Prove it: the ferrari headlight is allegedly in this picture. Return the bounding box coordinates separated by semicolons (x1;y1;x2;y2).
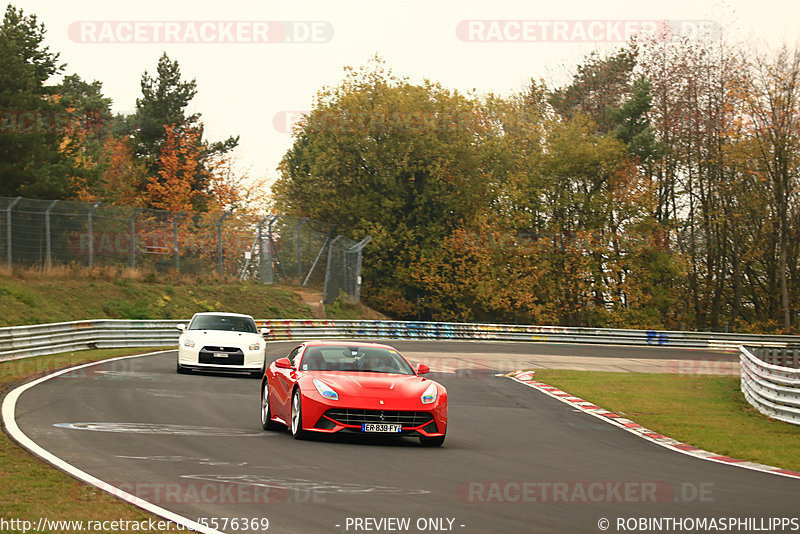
183;339;195;348
313;378;339;401
249;342;261;351
421;382;438;404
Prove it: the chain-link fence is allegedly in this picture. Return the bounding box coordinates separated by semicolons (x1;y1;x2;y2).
0;196;369;303
323;235;372;304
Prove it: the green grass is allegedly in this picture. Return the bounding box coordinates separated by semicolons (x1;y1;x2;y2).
1;349;175;531
532;370;800;472
0;269;314;326
324;294;387;320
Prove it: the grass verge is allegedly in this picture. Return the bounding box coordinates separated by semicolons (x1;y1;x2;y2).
532;370;800;472
0;267;315;326
1;349;177;531
0;267;387;325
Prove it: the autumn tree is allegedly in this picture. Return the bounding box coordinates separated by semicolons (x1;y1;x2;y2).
742;46;800;332
118;53;239;211
98;135;147;205
144;124;203;211
55;74;113;201
141;122;247;213
410;92;552;322
637;29;796;332
274;57;493;314
550;48;638;135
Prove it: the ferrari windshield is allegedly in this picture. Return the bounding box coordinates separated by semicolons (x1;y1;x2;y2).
189;314;258;333
300;345;415;374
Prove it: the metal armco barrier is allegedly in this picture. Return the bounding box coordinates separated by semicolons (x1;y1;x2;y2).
4;318;800;363
0;320;182;361
741;345;800;368
260;320;800;352
740;346;800;426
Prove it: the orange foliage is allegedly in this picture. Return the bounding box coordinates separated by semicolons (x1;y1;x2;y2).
100;136;146;205
145;124;204;212
59;105;99;202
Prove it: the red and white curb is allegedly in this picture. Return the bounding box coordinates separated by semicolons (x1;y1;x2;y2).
506;370;800;481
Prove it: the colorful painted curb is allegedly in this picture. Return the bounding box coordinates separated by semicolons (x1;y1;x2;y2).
506;370;800;480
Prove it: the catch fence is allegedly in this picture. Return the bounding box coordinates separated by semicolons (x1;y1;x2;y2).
0;196;368;304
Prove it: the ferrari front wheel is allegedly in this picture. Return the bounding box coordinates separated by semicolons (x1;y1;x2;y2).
260;381;283;431
290;389;307;440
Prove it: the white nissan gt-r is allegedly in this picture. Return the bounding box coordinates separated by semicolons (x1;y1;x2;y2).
176;312;269;377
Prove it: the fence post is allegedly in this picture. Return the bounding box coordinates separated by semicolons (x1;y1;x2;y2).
265;215;279;284
6;197;21;270
256;216;266;282
256;216;270;283
87;202;101;267
297;217;308;284
350;236;372;302
323;235;343;304
129;208;143;269
217;212;231;276
44;200;58;268
173;211;184;272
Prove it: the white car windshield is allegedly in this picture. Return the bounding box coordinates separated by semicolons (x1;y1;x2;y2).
189;315;257;333
300;346;414;374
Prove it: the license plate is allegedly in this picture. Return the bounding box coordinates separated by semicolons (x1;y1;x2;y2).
362;423;402;433
214;352;228;358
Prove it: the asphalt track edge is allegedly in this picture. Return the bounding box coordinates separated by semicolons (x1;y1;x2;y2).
505;370;800;481
1;350;224;534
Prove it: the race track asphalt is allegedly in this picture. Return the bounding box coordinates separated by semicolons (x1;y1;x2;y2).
9;341;798;534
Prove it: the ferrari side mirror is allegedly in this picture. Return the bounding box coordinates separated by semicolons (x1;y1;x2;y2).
275;357;293;369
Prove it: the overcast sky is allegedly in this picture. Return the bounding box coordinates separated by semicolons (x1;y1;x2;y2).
13;0;800;190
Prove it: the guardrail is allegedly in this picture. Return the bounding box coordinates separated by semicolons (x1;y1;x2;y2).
0;320;183;361
4;318;800;363
260;320;800;353
740;346;800;426
741;345;800;368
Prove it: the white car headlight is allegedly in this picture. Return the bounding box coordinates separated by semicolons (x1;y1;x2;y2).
183;339;195;348
313;378;339;401
249;342;261;351
421;382;438;404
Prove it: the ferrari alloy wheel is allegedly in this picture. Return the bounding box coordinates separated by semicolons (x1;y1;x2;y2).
261;382;282;430
291;389;307;439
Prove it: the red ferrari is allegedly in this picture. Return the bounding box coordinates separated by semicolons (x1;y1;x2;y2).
260;341;447;446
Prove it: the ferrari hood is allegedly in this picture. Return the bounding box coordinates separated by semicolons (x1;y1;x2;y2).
307;372;433;398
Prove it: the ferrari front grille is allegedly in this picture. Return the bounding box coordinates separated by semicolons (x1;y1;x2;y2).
323;409;433;427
